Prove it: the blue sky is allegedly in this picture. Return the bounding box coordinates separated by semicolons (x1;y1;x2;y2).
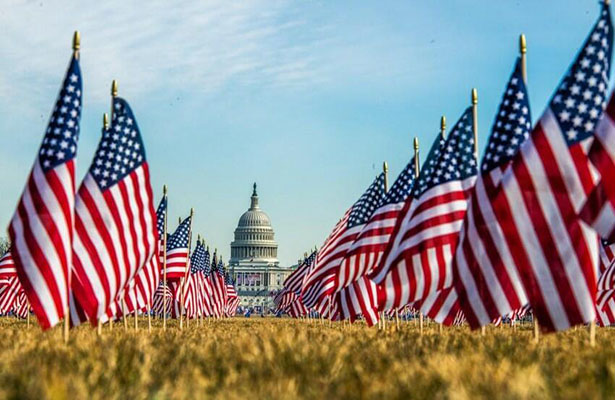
0;0;609;266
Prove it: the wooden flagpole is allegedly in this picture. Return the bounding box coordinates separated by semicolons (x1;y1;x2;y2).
180;208;194;330
95;112;110;337
63;30;81;344
471;88;485;337
122;299;128;331
162;185;168;331
382;161;389;331
438;116;446;335
520;33;541;344
413;137;424;336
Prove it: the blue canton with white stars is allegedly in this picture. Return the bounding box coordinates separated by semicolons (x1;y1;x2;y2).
90;97;146;189
203;248;211;275
155;196;167;238
551;4;613;144
482;58;532;172
167;215;191;251
216;259;225;277
414;107;477;196
347;173;386;228
190;241;206;273
413;133;445;197
39;56;82;171
380;156;416;206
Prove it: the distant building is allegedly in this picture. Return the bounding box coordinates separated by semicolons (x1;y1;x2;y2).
229;183;294;309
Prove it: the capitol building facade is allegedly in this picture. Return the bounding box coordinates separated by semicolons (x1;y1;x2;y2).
229;184;295;310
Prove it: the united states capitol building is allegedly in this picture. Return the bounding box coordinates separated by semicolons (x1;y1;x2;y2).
229;184;295;310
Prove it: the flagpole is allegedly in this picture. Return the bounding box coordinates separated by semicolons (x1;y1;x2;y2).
520;34;527;84
438;116;446;335
382;161;389;331
413;137;425;336
519;35;540;343
471;88;486;336
162;185;168;331
63;31;80;345
441;115;446;140
180;208;194;330
96;114;110;338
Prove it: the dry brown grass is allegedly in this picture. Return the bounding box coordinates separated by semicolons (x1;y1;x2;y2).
1;317;614;399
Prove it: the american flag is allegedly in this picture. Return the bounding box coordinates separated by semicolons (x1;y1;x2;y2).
337;157;416;290
302;174;386;312
0;277;22;314
121;195;167;315
288;297;308;318
416;286;463;326
165;216;192;280
452;57;532;329
13;290;30;320
488;3;612;332
71;96;157;323
0;251;16;282
152;283;173;316
337;275;382;326
132;195;167;311
8;52;81;329
580;95;615;239
284;251;316;295
370;108;478;310
224;273;238;317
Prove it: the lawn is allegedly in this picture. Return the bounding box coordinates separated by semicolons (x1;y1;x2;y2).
0;317;613;399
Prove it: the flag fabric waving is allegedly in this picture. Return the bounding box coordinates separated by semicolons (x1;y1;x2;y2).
488;4;612;332
302;174;386;312
0;251;16;282
370;108;478;310
71;96;157;323
453;57;532;329
122;195;167;314
284;251;316;295
337;276;382;326
8;53;82;329
337;156;416;290
165;216;192;280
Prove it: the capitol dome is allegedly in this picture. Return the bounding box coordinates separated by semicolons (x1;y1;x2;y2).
230;183;279;264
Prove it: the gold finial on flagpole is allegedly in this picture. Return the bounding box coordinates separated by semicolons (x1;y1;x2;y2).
103;113;109;130
519;34;528;84
72;31;80;60
190;208;194;217
440;116;446;140
471;88;479;160
413;137;420;176
111;80;118;97
605;0;611;6
383;161;389;193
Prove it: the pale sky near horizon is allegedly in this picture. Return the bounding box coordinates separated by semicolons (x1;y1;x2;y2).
0;0;610;266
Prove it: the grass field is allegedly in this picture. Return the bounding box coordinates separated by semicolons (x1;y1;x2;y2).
1;317;614;399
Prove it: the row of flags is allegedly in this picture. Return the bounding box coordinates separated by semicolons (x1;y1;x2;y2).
274;2;615;333
0;32;239;329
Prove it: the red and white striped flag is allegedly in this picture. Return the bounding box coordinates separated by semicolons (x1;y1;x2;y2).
337;157;416;290
283;251;316;295
0;277;22;314
302;174;386;312
337;276;382;326
8;52;82;329
452;57;532;329
0;251;16;283
485;4;612;332
71;96;157;323
165;216;192;280
369;108;478;310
